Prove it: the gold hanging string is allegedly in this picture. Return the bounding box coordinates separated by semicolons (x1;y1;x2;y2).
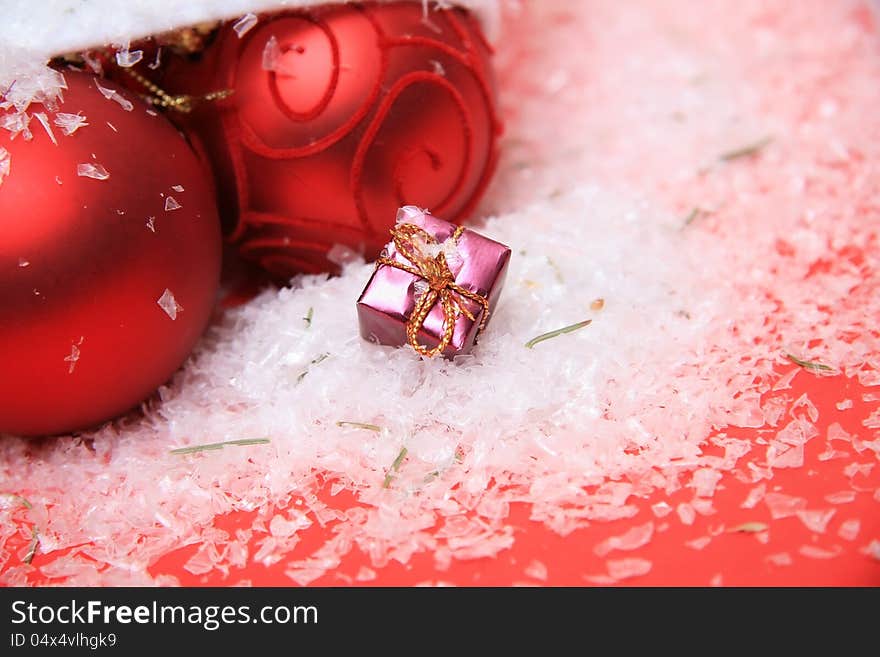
375;223;490;358
123;67;233;113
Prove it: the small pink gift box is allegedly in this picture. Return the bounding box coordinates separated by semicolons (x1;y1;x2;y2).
357;207;511;358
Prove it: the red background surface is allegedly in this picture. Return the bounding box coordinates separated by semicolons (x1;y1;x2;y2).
12;357;879;586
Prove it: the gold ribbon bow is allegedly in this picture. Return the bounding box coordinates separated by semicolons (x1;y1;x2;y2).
376;223;490;358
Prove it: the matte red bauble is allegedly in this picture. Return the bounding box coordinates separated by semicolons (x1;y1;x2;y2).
162;1;501;277
0;71;221;437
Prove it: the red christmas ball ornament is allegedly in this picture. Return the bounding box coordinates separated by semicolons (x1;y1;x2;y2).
0;70;222;437
160;1;501;277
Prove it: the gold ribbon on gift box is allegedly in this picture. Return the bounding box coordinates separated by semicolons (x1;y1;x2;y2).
376;223;490;358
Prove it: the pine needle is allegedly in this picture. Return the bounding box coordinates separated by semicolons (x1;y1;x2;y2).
525;319;592;349
296;352;329;383
24;528;38;564
337;421;382;432
391;447;408;470
383;447;408;488
169;438;270;455
546;256;564;283
682;205;719;229
719;136;772;162
303;307;313;327
728;522;768;534
1;493;32;509
785;353;833;372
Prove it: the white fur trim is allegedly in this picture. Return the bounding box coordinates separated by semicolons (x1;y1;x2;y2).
0;0;501;87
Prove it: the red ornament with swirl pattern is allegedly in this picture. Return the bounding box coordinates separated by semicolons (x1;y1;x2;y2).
160;1;501;278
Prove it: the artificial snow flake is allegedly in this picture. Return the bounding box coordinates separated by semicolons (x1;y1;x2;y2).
766;553;792;567
262;36;297;75
740;483;766;509
64;338;83;374
33;112;56;144
148;48;163;70
843;462;874;479
766;439;804;468
0;111;31;140
262;36;282;72
817;445;849;461
606;558;652;580
146;217;156;232
764;492;807;519
828;423;852;443
691;468;722;497
115;49;144;68
0;65;67;114
355;567;376;582
79;53;102;75
824;490;856;504
863;408;880;430
593;522;654;557
157;289;183;320
798;545;842;560
0;147;9;186
164;196;182;211
837;519;860;541
685;536;712;550
95;80;134;111
76;163;109;180
676;502;696;525
171;184;184;193
54;112;88;135
233;13;258;37
795;508;835;533
524;560;548;581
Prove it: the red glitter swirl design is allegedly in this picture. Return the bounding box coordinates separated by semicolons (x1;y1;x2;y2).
267;30;339;123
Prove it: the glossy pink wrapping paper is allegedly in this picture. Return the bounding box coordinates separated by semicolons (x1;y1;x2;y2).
357;210;511;358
